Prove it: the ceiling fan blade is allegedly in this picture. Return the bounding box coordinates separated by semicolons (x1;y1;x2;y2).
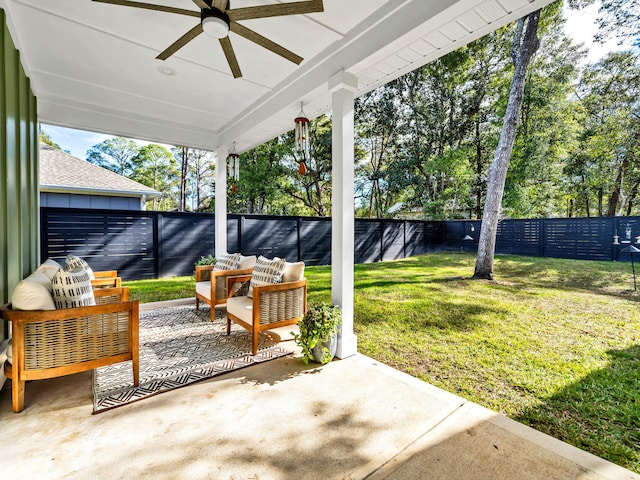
219;37;242;78
192;0;209;9
156;24;204;61
213;0;229;10
230;22;303;65
92;0;199;18
228;0;323;21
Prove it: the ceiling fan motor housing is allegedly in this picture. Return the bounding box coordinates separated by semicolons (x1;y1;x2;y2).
201;8;230;38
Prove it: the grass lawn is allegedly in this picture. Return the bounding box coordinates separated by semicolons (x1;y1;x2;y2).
124;253;640;473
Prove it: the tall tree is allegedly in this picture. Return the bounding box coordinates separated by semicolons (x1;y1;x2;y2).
474;10;541;280
86;137;140;176
178;146;188;212
131;144;179;210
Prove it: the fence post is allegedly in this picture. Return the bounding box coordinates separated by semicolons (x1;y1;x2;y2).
297;217;302;262
239;215;244;255
154;212;162;278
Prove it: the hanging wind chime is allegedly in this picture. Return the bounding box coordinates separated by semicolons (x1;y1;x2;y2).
228;143;240;193
294;102;310;175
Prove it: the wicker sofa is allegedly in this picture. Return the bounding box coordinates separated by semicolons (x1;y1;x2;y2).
2;286;139;413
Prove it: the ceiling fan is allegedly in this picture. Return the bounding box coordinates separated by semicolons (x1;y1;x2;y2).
92;0;324;78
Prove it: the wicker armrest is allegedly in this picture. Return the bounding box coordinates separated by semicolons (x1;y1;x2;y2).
253;279;307;326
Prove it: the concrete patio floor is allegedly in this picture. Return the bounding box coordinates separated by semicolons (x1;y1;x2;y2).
1;301;638;480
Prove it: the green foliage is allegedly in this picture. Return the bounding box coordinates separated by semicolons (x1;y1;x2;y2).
86;136;139;176
195;255;215;266
39;131;62;150
132;144;179;210
293;302;342;364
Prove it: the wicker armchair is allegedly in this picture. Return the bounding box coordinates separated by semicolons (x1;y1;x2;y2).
226;275;307;355
195;259;256;320
1;287;139;413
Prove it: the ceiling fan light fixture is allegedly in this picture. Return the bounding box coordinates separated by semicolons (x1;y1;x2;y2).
202;10;230;39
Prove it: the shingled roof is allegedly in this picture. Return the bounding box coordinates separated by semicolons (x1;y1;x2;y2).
39;143;161;198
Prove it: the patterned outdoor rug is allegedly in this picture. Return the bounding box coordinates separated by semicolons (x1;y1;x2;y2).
92;304;290;413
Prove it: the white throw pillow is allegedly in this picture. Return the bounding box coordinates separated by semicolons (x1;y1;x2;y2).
283;261;305;283
11;271;56;311
51;267;96;309
248;256;285;298
213;252;241;271
65;254;95;279
35;258;63;281
237;255;257;270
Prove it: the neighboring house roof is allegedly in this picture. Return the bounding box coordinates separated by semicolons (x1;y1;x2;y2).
39;143;161;198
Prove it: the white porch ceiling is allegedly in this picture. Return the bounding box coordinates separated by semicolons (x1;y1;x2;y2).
1;0;553;153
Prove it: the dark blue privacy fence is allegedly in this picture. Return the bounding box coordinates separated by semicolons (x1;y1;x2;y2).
40;207;640;280
445;216;640;262
40;208;443;279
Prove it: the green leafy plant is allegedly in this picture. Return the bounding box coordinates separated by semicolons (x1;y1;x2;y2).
195;255;216;267
293;302;342;364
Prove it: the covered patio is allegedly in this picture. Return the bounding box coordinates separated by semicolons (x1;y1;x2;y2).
2;301;637;479
2;0;639;478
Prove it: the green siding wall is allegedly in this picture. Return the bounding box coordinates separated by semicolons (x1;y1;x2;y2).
1;8;39;342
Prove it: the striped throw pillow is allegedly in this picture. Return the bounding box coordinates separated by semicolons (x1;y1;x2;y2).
213;252;241;271
51;267;96;309
65;254;95;279
248;256;285;298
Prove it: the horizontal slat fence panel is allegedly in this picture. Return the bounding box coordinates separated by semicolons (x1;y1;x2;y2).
300;218;331;266
41;208;155;279
242;217;298;260
496;219;542;256
383;221;405;261
355;220;382;264
41;208;640;281
159;213;215;277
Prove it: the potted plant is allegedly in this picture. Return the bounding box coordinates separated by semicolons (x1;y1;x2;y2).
293;302;342;364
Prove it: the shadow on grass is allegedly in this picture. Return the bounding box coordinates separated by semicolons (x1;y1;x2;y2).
514;345;640;474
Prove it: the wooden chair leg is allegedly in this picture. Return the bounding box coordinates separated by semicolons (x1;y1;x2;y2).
226;316;231;335
252;331;259;356
12;377;25;413
132;358;140;387
195;298;200;310
210;305;216;322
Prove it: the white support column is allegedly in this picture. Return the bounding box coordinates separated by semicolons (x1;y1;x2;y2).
329;70;358;359
215;146;229;257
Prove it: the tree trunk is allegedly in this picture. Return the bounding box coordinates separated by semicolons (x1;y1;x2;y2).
607;155;628;216
473;10;540;280
627;181;639;216
179;147;188;212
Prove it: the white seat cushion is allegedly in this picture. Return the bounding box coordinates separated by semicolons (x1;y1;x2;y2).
196;281;212;301
227;296;253;323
